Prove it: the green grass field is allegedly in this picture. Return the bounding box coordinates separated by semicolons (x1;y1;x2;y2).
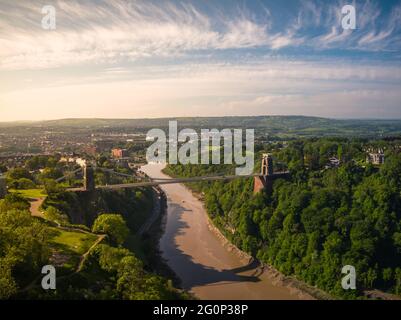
49;228;98;255
46;228;98;272
9;188;47;198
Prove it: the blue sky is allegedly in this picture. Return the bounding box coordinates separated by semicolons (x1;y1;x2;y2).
0;0;400;120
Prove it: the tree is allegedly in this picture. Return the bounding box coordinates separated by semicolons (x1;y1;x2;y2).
43;179;65;195
6;168;32;181
0;207;50;299
165;137;401;299
395;268;401;295
92;244;178;300
15;178;36;190
96;244;135;272
92;214;129;245
0;261;17;299
44;206;69;225
0;193;30;212
38;168;63;182
116;256;171;300
0;163;8;173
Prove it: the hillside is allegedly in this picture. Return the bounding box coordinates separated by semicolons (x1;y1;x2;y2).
2;116;401;138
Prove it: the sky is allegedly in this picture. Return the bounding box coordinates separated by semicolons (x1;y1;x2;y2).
0;0;401;121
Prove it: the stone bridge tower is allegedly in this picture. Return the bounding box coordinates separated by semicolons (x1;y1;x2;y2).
84;164;95;192
260;153;273;176
254;154;274;194
0;173;7;198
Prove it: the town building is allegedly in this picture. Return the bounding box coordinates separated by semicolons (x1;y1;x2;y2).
366;149;385;165
59;156;87;167
82;145;98;156
325;157;341;169
111;148;128;159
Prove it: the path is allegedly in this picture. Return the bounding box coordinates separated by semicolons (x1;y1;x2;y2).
29;197;45;218
76;234;106;272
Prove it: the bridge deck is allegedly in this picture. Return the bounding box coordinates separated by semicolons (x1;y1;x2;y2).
65;171;289;191
97;174;259;189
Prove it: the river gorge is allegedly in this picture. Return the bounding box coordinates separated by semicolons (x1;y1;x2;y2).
141;163;313;300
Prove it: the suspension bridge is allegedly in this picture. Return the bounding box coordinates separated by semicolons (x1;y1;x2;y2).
57;154;288;194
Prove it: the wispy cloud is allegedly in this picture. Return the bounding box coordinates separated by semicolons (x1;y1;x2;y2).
0;1;273;70
307;0;401;51
0;0;400;120
1;0;400;70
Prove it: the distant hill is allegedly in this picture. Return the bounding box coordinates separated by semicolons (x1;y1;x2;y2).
2;116;333;129
1;116;401;137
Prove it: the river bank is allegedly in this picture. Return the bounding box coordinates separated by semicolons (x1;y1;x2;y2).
190;188;332;300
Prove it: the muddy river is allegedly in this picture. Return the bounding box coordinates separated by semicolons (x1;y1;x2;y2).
141;163;312;300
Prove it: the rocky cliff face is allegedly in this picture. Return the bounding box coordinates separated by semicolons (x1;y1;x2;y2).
43;188;154;232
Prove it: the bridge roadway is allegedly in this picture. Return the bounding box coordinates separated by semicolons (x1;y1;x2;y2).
66;174;264;191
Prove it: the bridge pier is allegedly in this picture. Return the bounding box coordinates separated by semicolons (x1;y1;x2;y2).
254;154;274;194
84;164;95;192
0;174;7;198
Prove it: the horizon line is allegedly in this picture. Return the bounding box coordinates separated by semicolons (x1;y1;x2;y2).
2;115;401;124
